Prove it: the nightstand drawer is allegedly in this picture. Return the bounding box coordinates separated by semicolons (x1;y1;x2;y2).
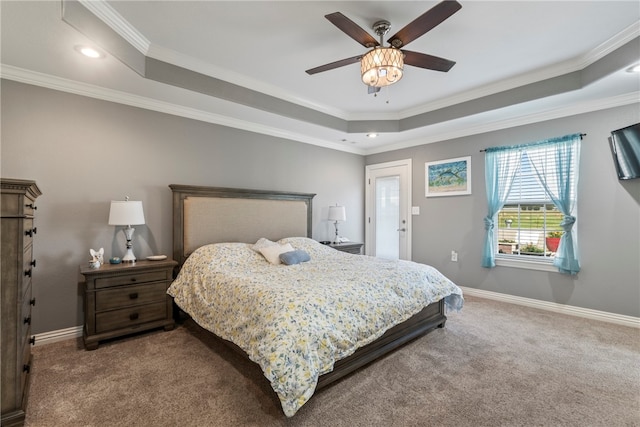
96;282;168;311
95;302;167;333
95;270;168;289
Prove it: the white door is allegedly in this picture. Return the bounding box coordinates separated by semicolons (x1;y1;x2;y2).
365;159;412;260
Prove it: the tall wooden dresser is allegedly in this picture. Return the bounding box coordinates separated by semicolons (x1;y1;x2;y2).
1;179;41;426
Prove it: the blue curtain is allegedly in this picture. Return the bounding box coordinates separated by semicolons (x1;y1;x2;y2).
527;133;581;274
482;148;520;267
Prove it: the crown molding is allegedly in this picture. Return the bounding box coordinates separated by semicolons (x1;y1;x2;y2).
398;22;640;120
362;92;640;155
583;21;640;66
0;64;364;155
3;64;635;157
77;0;150;54
67;0;639;140
80;0;639;126
82;0;349;120
148;44;350;121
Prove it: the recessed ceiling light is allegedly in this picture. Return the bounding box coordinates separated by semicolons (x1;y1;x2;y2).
626;64;640;73
74;45;104;59
366;133;378;138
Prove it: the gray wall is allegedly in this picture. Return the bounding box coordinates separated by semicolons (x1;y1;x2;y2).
2;79;638;334
367;103;640;318
1;80;365;333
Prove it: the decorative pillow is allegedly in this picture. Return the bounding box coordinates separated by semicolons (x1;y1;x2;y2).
252;237;277;252
278;237;338;259
259;243;294;264
279;250;311;265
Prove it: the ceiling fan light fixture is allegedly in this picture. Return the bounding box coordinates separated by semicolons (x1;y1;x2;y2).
361;47;404;87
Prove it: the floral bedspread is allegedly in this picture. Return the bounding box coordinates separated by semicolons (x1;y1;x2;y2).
167;237;463;417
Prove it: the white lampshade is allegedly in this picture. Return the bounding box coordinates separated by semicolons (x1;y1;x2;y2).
108;200;145;226
328;205;346;222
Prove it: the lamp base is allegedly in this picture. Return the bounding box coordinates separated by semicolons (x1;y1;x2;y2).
121;247;137;263
121;226;137;262
332;221;340;244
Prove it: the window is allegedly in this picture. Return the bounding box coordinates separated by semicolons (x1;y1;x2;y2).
482;134;581;275
497;151;567;261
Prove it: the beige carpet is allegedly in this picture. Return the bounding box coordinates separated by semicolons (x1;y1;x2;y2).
25;296;640;426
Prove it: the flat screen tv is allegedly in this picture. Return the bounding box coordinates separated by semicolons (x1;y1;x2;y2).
610;123;640;180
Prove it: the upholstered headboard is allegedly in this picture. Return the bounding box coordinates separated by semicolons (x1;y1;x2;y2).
170;185;315;267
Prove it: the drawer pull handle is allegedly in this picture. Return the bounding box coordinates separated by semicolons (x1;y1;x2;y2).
31;259;37;267
25;203;38;210
129;313;139;321
33;227;37;234
24;269;32;277
23;364;31;373
30;298;36;306
130;277;137;282
25;229;33;237
24;316;31;325
30;336;36;345
129;292;139;300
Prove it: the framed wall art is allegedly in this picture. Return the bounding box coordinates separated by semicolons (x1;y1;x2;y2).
425;156;471;197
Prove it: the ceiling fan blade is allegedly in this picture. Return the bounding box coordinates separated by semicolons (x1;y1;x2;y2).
325;12;380;48
388;0;462;48
305;55;363;75
402;50;456;72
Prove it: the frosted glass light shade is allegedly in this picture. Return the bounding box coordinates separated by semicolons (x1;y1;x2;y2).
328;205;346;222
361;47;404;87
108;200;145;225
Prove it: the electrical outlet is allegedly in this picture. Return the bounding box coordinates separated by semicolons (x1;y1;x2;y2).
451;250;458;262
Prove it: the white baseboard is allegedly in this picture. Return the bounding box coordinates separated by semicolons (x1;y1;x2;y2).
33;326;83;347
32;290;639;347
460;286;640;328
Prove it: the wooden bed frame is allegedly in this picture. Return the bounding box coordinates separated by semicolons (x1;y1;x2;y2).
169;184;447;391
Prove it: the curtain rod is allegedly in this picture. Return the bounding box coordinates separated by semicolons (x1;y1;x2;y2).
479;133;586;152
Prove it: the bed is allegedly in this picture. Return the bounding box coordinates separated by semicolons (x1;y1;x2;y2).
167;184;464;416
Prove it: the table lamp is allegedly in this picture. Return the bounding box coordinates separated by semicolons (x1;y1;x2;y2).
328;205;346;244
108;197;145;262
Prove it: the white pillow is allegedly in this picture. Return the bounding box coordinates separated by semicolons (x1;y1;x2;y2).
259;243;294;265
251;237;277;252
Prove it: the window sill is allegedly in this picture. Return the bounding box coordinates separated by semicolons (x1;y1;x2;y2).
495;256;558;272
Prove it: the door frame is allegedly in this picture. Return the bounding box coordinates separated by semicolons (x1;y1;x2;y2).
365;159;412;260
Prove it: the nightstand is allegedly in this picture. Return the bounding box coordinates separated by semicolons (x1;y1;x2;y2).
329;242;364;254
80;259;177;350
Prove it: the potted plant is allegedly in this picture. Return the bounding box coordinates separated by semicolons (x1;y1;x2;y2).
520;243;545;255
545;231;563;252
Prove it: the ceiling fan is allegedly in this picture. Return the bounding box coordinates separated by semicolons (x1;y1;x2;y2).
306;0;462;93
